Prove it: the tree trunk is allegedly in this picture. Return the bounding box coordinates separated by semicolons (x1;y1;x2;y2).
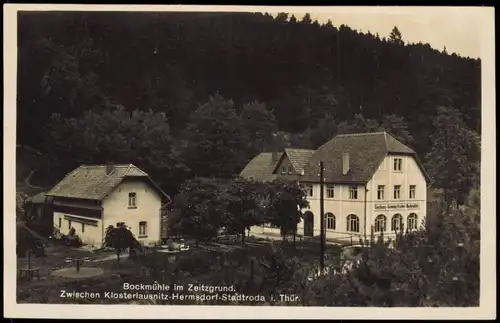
117;251;120;267
293;231;296;250
241;230;246;248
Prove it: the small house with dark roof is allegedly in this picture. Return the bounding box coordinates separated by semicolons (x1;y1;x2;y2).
46;164;170;248
240;131;431;243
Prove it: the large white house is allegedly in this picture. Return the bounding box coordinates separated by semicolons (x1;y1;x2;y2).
240;132;431;243
45;164;170;248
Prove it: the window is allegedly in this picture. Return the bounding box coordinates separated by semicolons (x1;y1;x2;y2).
117;222;125;228
393;185;401;199
81;223;85;233
325;213;335;230
391;214;403;232
58;218;62;228
346;214;359;232
281;166;286;175
139;221;147;236
409;185;416;199
326;185;335;198
303;184;313;197
349;185;358;200
407;213;418;231
68;220;72;229
393;158;403;171
128;192;137;208
288;165;293;175
377;185;385;200
374;214;387;232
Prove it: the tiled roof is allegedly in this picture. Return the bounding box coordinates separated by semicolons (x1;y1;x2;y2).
46;164;169;201
284;148;315;174
240;132;430;184
26;191;48;204
301;132;391;183
239;152;281;182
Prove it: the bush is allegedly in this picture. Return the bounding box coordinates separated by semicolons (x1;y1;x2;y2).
302;208;480;307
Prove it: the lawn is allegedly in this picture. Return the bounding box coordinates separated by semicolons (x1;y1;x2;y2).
16;238;341;305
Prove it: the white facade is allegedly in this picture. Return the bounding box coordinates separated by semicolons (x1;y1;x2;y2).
53;178;163;248
251;154;428;243
296;154;427;243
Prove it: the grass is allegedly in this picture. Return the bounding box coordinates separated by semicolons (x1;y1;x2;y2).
16;239;340;305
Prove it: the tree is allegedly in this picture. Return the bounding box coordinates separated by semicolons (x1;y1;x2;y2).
424;106;480;209
305;206;479;306
301;13;312;25
182;93;249;178
43;106;189;195
240;101;278;156
265;180;309;245
103;224;139;266
379;114;415;146
388;26;404;45
224;177;269;247
336;113;414;146
307;114;338;148
169;177;230;246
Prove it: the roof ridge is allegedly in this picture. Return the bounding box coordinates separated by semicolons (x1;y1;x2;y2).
383;131;389;151
336;131;386;137
125;164;133;176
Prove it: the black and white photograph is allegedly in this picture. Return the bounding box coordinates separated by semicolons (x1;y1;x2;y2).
3;4;496;320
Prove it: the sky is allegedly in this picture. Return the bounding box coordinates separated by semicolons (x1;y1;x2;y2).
266;7;486;59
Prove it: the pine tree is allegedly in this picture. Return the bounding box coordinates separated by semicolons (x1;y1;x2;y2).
388;26;404;46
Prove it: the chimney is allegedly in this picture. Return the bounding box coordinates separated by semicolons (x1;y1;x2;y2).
342;152;350;175
106;163;114;175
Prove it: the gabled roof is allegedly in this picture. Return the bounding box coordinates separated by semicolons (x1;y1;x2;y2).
301;132;423;183
239;152;280;182
46;164;170;201
272;148;315;174
240;132;431;185
25;191;48;204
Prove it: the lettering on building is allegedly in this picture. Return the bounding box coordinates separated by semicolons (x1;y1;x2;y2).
374;203;419;210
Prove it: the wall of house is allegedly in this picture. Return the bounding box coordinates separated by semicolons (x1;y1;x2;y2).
297;183;367;243
294;154;427;243
366;154;428;239
52;198;104;247
275;154;300;180
102;178;162;246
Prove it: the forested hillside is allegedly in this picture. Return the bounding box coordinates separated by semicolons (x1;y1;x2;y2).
16;11;481;202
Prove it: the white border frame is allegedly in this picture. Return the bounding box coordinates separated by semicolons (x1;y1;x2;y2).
3;5;496;320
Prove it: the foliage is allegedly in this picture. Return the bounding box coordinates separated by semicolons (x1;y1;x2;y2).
424;106;481;207
304;207;480;306
182;93;249;178
223;177;270;246
169;177;231;245
43;106;189;195
103;224;140;265
265;180;310;239
170;177;310;246
388;26;404;46
240;101;279;155
337;113;415;146
258;242;302;297
18;12;480;185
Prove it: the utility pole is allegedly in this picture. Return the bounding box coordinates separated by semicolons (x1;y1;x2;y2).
319;161;325;272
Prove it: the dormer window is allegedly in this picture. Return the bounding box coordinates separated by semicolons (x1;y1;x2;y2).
288;165;293;175
281;166;286;175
